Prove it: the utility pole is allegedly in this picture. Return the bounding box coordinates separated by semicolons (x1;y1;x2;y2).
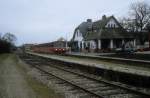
65;32;68;49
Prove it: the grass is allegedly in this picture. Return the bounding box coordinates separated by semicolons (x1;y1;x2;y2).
0;54;9;62
0;54;9;98
26;74;64;98
14;54;65;98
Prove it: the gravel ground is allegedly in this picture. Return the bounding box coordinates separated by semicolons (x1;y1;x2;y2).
0;54;36;98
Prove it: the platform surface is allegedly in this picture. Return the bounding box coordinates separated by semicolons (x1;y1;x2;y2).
28;52;150;77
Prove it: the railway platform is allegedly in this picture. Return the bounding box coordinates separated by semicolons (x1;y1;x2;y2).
27;52;150;77
21;53;150;98
67;52;150;65
67;52;115;56
26;52;150;87
136;51;150;54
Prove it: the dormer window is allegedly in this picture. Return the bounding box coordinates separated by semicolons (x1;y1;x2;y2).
105;17;119;28
108;24;110;28
111;24;113;28
94;30;97;32
108;24;116;28
78;32;80;37
76;31;78;37
76;30;80;37
113;24;115;28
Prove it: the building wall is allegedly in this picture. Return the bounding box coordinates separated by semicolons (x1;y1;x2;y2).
89;40;97;49
74;29;83;42
71;16;140;52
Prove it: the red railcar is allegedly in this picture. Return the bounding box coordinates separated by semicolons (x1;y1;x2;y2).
31;41;68;54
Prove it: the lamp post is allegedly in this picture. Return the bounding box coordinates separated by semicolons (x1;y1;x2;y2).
148;25;150;49
65;32;68;50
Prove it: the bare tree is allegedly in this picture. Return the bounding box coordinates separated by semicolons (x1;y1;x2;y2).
130;1;150;31
0;32;17;53
119;17;137;32
119;1;150;45
127;1;150;45
145;23;150;48
0;33;2;40
57;37;66;41
2;32;17;45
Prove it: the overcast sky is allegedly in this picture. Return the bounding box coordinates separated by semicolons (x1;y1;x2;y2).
0;0;149;45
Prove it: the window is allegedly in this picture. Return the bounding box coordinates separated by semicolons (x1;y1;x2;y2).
94;30;97;32
76;31;78;37
78;32;80;37
108;24;110;28
111;24;113;28
76;30;80;37
114;24;115;28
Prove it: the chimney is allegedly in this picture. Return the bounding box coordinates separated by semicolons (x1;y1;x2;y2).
87;19;92;22
102;15;106;20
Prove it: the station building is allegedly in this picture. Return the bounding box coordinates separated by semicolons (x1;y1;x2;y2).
71;15;138;52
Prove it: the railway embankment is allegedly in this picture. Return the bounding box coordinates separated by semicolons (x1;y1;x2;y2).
0;54;64;98
20;53;150;98
27;52;150;88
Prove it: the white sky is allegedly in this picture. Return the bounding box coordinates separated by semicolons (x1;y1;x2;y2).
0;0;149;45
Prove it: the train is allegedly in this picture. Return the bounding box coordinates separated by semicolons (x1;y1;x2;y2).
31;41;68;54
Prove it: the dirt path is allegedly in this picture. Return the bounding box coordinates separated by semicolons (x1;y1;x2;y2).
0;54;36;98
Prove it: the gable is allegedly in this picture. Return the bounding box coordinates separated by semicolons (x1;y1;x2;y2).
74;29;83;41
105;18;119;28
72;21;92;42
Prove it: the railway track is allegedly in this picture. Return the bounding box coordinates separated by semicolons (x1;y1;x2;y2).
20;54;150;98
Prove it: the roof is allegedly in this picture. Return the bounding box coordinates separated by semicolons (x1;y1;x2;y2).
85;28;134;40
92;16;123;29
71;21;92;41
72;15;133;41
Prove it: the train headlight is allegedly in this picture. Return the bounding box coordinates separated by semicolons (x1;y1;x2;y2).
55;49;58;51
